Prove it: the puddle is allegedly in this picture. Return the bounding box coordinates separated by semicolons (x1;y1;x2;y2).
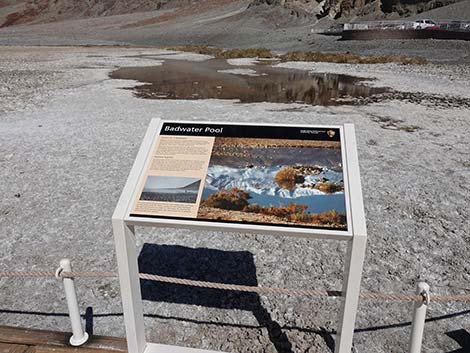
110;59;389;106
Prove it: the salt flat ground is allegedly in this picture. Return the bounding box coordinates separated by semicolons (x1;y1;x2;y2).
0;46;469;353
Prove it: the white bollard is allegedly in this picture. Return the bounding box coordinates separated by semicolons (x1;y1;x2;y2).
409;282;430;353
58;258;89;346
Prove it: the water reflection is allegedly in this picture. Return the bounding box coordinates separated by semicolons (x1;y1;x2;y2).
110;59;388;106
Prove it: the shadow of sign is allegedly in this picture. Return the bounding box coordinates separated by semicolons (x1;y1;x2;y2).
446;329;470;353
137;243;293;353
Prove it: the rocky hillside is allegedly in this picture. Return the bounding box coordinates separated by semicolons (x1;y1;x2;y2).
252;0;464;20
0;0;203;27
0;0;466;28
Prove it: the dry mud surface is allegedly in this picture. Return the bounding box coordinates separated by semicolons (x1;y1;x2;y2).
0;46;469;353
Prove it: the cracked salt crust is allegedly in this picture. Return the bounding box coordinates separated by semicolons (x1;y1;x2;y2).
1;46;469;353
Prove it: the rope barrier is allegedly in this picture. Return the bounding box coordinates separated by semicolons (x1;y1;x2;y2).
0;271;56;278
1;270;469;302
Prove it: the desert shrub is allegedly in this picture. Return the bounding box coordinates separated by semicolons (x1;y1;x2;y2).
290;212;312;223
244;202;346;226
166;45;224;57
279;51;427;65
314;182;343;194
166;47;425;65
166;45;273;59
220;48;273;59
275;167;305;190
246;202;310;222
244;203;261;213
202;188;251;210
311;210;346;226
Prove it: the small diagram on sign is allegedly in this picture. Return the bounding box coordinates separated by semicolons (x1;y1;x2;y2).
140;176;201;203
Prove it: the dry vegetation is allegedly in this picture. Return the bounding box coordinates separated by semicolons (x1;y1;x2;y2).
201;188;346;227
166;45;427;65
166;45;273;59
202;188;252;210
279;51;427;65
313;181;344;193
246;203;345;226
274;167;305;190
274;167;343;193
212;137;340;151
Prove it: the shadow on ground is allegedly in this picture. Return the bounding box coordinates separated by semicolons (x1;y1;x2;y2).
3;243;470;353
3;302;470;352
137;243;297;353
446;329;470;353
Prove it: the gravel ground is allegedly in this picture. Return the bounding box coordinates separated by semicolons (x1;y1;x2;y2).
0;46;469;353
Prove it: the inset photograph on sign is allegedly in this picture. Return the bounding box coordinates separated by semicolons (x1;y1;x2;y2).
140;176;201;203
198;137;346;230
131;123;348;232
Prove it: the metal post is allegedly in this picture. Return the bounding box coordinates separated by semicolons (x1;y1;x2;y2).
409;282;430;353
58;258;89;346
112;220;147;353
335;234;367;353
335;124;368;353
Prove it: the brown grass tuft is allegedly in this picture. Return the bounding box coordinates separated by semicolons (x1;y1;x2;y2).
166;45;224;57
165;46;426;65
279;51;427;65
310;210;346;226
219;48;274;59
314;182;344;194
245;203;309;222
202;188;251;210
166;45;274;59
274;167;305;190
245;203;346;226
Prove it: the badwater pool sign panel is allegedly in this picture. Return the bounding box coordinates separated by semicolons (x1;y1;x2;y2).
112;119;367;353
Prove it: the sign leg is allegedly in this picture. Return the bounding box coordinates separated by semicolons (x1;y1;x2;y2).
335;234;367;353
113;219;146;353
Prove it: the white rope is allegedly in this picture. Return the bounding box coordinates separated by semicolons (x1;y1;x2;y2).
2;270;468;302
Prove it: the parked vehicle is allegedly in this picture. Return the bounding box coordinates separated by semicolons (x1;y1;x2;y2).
412;19;438;29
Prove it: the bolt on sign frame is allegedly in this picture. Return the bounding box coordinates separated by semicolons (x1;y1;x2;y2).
112;118;367;353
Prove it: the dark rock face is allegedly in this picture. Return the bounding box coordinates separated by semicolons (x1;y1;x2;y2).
380;0;459;15
253;0;464;19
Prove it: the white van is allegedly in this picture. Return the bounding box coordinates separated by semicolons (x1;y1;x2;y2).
412;19;438;29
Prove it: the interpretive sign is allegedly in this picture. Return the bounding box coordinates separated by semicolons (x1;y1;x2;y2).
130;122;350;232
113;119;367;353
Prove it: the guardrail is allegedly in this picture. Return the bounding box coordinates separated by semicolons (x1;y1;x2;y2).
316;20;470;34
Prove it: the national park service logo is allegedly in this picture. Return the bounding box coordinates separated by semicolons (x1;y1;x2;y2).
327;130;336;138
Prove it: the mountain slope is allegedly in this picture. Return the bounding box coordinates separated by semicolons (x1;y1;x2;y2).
0;0;207;27
2;0;468;28
252;0;466;20
182;180;201;191
411;0;470;19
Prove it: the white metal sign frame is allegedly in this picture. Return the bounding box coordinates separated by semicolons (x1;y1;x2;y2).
112;118;367;353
